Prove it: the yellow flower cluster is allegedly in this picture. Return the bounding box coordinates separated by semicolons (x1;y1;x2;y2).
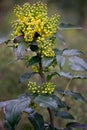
12;1;60;57
28;81;40;94
37;38;55;57
29;102;38;109
28;81;55;94
31;65;39;73
42;82;55;94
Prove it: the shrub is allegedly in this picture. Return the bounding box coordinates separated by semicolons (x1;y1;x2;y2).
0;2;87;130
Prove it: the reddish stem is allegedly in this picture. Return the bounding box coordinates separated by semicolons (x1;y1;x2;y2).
39;58;46;83
38;56;54;128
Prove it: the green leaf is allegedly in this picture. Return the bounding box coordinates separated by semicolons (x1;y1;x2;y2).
34;95;58;111
53;48;63;55
62;49;83;56
47;72;58;81
28;112;44;130
56;111;74;120
19;72;35;82
58;23;82;30
56;55;65;69
30;44;38;52
4;95;31;129
30;42;38;52
56;89;87;103
64;90;87;103
42;57;54;68
34;95;67;111
69;56;87;71
52;95;70;109
28;56;40;66
56;33;66;45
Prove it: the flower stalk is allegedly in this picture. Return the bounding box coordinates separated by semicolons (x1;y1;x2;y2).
38;56;54;128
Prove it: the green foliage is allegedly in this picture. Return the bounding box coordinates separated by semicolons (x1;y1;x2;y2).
19;72;35;83
34;95;59;111
65;122;87;129
0;95;31;130
58;23;82;30
28;56;41;66
0;1;87;130
55;111;74;120
28;112;44;130
56;90;87;103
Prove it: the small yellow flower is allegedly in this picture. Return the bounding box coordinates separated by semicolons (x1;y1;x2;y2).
12;2;60;57
28;81;55;94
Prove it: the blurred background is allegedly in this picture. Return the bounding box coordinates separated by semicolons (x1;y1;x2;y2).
0;0;87;129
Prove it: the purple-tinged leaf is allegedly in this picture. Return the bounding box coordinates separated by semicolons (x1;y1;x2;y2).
66;122;87;129
13;35;24;43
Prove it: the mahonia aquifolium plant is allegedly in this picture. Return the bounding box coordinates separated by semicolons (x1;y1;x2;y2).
12;2;60;57
11;1;59;95
0;1;87;130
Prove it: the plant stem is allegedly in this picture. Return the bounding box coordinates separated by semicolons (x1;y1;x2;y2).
47;107;54;128
39;57;46;83
39;56;54;128
61;72;77;101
